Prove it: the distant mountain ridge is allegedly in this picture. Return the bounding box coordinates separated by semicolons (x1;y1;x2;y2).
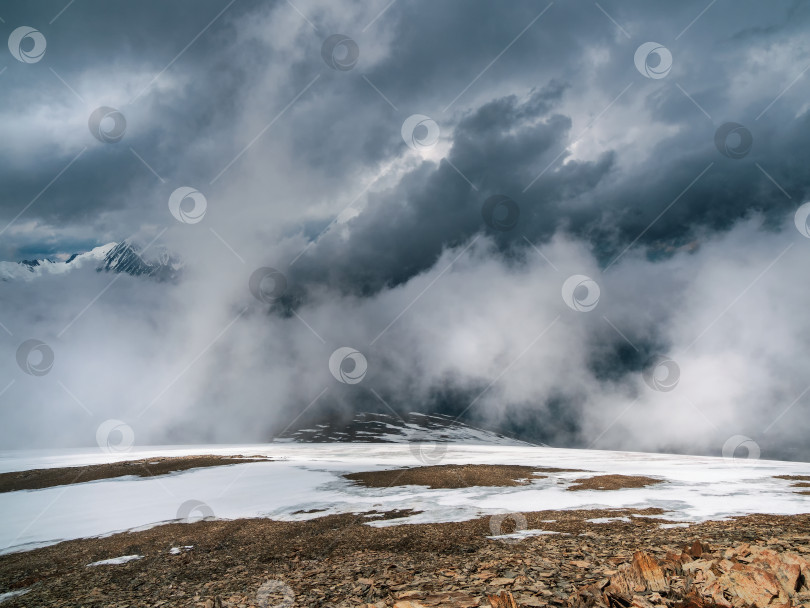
273;411;540;446
0;242;181;282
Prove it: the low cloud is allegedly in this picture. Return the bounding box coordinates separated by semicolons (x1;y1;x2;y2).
3;214;809;462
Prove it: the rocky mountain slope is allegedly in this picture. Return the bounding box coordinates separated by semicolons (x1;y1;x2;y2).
274;411;537;445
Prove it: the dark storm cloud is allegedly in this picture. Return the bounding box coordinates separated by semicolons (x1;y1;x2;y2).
287;82;617;295
352;0;809;123
595;122;810;257
287;92;810;297
288;0;620;182
0;0;261;258
0;0;245;62
3;0;808;262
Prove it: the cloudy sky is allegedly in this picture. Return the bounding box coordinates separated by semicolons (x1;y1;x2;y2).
2;0;810;461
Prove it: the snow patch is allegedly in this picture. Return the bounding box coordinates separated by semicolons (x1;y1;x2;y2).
0;589;30;603
86;554;143;566
586;517;632;524
488;529;566;541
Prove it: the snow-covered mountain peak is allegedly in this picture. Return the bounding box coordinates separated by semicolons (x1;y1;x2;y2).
0;242;181;282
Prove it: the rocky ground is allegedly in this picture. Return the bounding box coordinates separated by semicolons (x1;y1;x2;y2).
342;465;663;493
0;455;271;493
564;475;663;492
569;536;810;608
1;508;809;608
343;464;586;489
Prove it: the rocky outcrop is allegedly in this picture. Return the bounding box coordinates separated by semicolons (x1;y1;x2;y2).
571;542;810;608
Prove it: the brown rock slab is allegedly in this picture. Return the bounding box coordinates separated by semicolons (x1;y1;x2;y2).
632;551;668;593
718;568;784;607
490;577;516;585
487;590;519;608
